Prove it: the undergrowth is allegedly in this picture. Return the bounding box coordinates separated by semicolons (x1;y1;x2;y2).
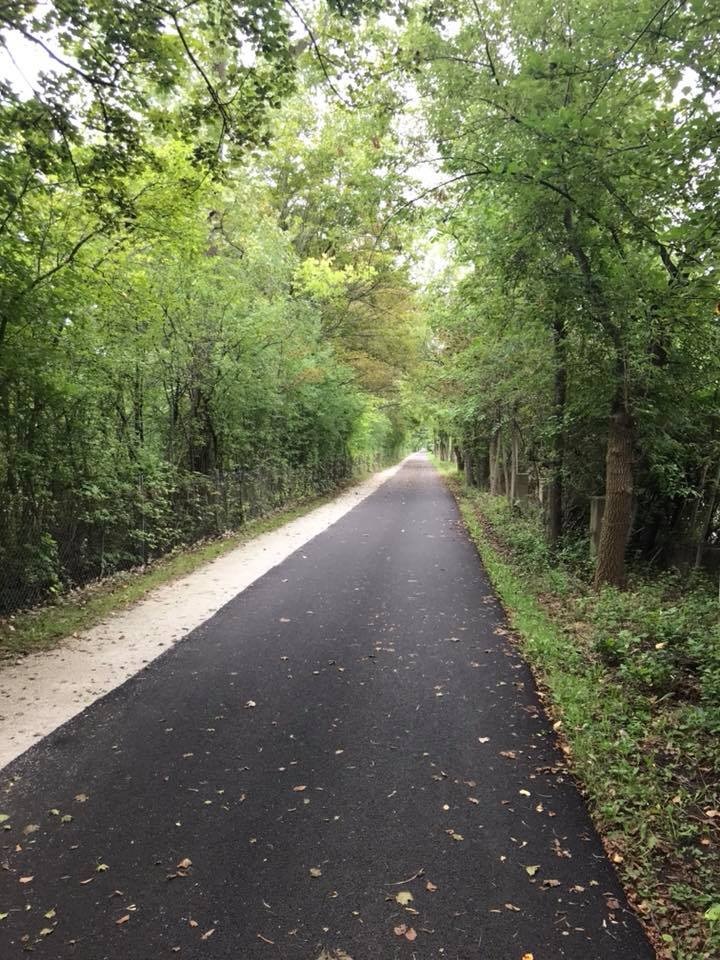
436;460;720;960
0;475;374;661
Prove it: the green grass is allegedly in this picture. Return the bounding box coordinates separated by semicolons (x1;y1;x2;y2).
435;460;720;960
0;480;368;661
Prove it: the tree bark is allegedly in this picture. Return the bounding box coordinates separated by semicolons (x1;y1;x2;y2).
489;430;499;494
594;397;634;589
694;459;720;569
547;315;567;547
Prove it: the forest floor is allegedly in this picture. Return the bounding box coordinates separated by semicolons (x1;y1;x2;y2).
437;463;720;960
0;456;652;959
0;461;404;769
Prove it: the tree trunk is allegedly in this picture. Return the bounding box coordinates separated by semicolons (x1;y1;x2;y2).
594;399;634;589
510;426;519;504
548;315;567;547
694;459;720;569
489;431;499;494
464;449;473;485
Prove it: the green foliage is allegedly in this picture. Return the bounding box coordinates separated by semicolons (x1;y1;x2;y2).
445;468;720;960
0;67;422;613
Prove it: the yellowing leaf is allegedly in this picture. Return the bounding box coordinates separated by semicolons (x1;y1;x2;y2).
395;891;413;906
525;865;540;877
44;909;56;919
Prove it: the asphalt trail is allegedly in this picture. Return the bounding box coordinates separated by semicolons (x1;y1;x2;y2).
0;456;654;960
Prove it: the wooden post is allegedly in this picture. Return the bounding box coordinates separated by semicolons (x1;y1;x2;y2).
590;496;606;557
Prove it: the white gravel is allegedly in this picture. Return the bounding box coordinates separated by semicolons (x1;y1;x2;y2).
0;459;407;770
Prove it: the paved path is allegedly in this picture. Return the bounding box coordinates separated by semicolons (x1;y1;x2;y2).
0;456;653;959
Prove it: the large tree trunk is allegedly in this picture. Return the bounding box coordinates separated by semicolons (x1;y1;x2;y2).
594;398;634;589
547;315;567;547
694;459;720;569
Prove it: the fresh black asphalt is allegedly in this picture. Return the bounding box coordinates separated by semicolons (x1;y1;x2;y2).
0;456;654;959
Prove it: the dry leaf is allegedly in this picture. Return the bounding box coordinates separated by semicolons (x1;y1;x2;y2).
244;700;257;708
518;789;531;797
177;858;192;869
467;797;479;805
478;737;490;744
395;891;413;906
542;879;561;888
74;794;88;803
405;927;417;942
521;954;534;960
426;881;438;892
19;876;33;884
505;903;520;912
39;927;54;937
293;785;307;792
201;928;215;940
394;924;407;936
525;865;540;877
116;914;130;925
309;867;322;878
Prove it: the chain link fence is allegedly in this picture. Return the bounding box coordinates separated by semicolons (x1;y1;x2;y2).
0;455;370;617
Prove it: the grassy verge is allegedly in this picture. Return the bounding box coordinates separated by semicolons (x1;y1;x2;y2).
434;459;720;960
0;474;377;661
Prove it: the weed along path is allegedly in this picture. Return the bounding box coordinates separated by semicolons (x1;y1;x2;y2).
0;456;653;960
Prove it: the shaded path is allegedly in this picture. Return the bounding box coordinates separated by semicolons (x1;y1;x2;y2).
0;456;653;959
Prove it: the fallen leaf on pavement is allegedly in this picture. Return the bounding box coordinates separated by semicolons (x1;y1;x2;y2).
116;914;130;925
405;927;417;941
395;891;413;906
177;858;192;870
525;865;540;877
309;867;322;878
19;876;33;884
201;928;215;940
426;881;438;892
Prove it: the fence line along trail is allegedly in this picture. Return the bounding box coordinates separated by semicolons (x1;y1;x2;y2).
0;456;653;960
